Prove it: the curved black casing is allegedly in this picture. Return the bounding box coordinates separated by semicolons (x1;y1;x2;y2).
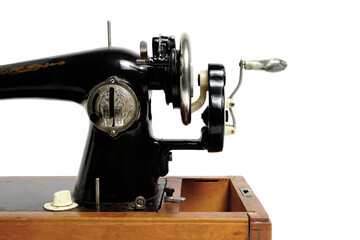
0;48;208;205
207;64;226;152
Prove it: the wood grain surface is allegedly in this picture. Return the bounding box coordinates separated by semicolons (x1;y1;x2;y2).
0;176;270;240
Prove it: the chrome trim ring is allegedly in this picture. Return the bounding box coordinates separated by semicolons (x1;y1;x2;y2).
179;33;193;125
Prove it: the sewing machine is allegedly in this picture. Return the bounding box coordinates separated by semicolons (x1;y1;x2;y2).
0;22;286;239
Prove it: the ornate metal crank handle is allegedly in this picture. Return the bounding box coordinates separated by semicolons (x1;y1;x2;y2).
244;58;287;72
225;58;287;134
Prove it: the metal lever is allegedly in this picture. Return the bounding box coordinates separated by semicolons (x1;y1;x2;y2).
164;187;186;203
165;196;186;203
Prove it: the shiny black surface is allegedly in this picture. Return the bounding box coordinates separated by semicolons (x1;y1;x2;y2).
207;64;226;152
147;36;181;108
0;48;162;204
0;177;75;212
0;48;144;103
0;177;165;212
0;47;216;206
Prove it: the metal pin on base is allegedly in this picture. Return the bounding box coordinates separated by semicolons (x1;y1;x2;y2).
95;178;100;211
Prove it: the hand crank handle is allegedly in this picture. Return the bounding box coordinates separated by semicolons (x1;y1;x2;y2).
244;58;287;72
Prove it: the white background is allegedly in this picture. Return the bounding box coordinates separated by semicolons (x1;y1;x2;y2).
1;1;359;239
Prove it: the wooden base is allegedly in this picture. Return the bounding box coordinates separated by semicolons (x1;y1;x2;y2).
0;176;270;240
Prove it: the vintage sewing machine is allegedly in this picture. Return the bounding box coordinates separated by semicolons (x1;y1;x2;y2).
0;23;286;239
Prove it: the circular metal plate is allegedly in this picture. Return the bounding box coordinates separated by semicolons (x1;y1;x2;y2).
179;33;193;125
87;77;139;136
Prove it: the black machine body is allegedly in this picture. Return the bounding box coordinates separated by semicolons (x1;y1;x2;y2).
0;30;286;210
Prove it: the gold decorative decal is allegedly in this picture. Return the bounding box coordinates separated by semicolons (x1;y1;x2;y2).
0;61;65;76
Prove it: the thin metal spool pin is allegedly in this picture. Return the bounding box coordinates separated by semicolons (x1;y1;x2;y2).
107;21;112;49
95;178;100;210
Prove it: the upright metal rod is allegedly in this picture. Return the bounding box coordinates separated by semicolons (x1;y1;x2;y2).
95;178;100;211
107;21;112;49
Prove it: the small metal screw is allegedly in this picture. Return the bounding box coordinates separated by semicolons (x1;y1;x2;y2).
134;196;146;209
230;102;235;107
136;198;145;205
110;130;116;135
109;78;115;84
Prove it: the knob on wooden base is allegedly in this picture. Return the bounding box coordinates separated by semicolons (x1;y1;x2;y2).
44;190;78;211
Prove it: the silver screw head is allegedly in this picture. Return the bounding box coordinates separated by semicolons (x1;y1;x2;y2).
135;196;146;208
